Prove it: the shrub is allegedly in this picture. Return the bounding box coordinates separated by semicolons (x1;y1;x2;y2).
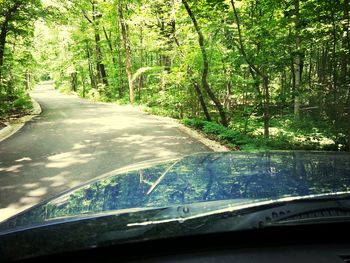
181;117;337;152
13;96;32;110
182;119;207;130
218;130;240;141
202;122;227;135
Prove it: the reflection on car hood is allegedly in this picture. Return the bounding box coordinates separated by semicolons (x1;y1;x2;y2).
1;151;350;232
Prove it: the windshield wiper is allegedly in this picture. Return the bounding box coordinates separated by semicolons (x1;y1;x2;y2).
127;192;350;230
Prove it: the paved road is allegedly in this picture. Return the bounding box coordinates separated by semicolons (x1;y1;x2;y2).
0;82;210;222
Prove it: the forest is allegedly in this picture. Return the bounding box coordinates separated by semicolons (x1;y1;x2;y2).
1;0;350;151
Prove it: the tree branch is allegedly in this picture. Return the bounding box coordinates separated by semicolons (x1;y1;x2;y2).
82;10;93;24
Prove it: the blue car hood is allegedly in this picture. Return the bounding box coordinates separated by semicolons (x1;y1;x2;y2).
1;151;350;232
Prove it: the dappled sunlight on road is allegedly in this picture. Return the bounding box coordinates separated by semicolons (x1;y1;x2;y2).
27;187;47;197
63;116;133;130
15;157;32;162
40;171;69;187
46;151;94;168
0;140;105;222
0;164;23;173
22;182;40;189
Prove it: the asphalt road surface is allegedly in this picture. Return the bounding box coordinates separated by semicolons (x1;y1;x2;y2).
0;82;210;222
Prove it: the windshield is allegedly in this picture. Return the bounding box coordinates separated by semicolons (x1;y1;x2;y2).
0;0;350;256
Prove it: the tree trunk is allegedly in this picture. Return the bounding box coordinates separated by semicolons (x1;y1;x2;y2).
103;27;119;97
114;20;124;98
0;21;8;84
342;0;350;151
81;71;86;98
171;8;211;122
231;0;269;137
248;67;263;109
188;67;212;121
103;27;117;66
86;43;97;89
293;0;302;120
138;24;144;100
71;72;78;92
95;32;109;87
263;75;270;138
331;5;338;105
0;2;21;86
118;1;135;104
183;0;228;126
25;71;31;90
92;2;108;88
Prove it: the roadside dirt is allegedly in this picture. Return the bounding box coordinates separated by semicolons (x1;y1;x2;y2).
0;98;41;142
0;122;6;129
0;109;32;126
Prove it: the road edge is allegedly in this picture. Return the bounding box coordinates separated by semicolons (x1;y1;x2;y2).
0;97;42;143
146;113;229;152
176;121;230;152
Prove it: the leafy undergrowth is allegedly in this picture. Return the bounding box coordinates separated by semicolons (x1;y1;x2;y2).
143;106;182;119
0;93;33;126
182;118;340;152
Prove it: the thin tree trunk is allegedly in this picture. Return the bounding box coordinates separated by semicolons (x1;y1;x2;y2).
0;21;8;84
171;3;211;121
183;0;228;126
331;5;338;104
138;23;144;100
95;34;109;87
263;75;270;138
289;28;296;99
81;71;86;98
308;49;313;91
86;43;96;89
92;2;108;87
342;0;350;151
115;21;124;98
231;0;269;137
25;71;31;90
249;67;263;109
71;72;78;92
103;27;117;66
118;1;134;104
294;0;302;120
188;67;212;121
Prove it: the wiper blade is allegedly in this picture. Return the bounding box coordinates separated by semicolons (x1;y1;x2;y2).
268;202;350;227
271;214;350;226
127;192;350;227
211;193;350;231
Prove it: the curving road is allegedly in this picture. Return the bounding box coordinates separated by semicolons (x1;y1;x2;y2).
0;82;210;222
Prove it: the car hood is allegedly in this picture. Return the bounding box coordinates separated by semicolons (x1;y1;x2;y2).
1;151;350;233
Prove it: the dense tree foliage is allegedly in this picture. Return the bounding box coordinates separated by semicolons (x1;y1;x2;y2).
1;0;350;151
0;0;45;115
